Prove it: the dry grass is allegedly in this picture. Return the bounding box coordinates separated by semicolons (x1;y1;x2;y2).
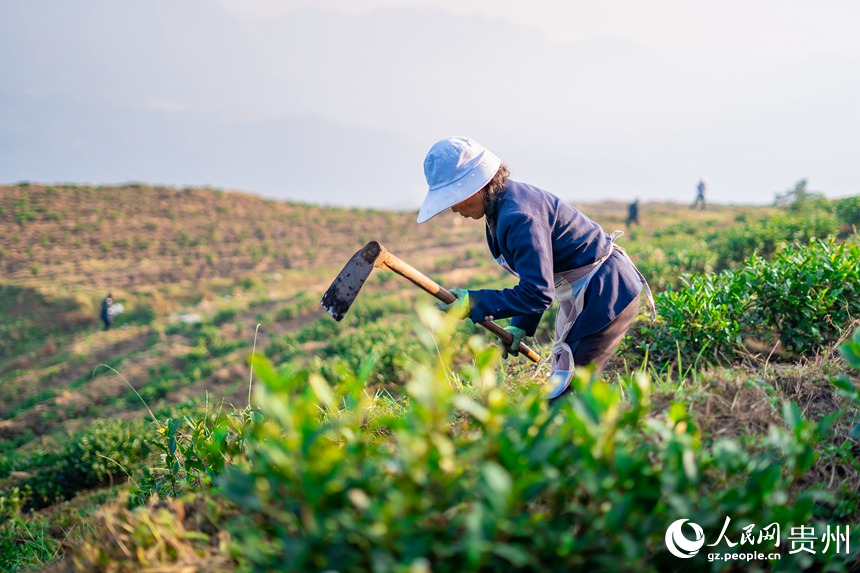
42;494;239;573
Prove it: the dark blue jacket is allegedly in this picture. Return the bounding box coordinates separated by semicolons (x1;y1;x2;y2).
467;180;644;340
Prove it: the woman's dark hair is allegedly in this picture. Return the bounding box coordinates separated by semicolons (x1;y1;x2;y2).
481;164;510;228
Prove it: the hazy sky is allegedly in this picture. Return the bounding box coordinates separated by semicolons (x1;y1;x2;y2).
2;0;858;207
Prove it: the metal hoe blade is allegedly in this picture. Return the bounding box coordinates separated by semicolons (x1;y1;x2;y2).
320;241;384;321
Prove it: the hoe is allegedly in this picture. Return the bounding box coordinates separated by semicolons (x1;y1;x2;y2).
320;241;540;363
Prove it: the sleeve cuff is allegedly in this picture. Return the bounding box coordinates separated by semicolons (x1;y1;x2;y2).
511;313;543;336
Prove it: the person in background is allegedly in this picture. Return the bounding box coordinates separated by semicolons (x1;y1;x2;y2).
101;294;113;330
691;178;706;210
626;198;640;227
417;136;655;400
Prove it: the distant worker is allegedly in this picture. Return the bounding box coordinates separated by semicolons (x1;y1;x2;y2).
691;179;706;210
101;294;113;330
417;136;655;400
626;199;640;227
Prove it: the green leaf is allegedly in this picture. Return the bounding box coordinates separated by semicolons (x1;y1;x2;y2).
494;543;533;567
453;395;490;424
668;402;688;424
248;354;287;392
839;328;860;370
481;462;512;511
783;401;802;430
357;351;380;384
308;373;336;410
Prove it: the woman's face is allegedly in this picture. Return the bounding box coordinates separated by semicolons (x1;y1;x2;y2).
451;192;485;220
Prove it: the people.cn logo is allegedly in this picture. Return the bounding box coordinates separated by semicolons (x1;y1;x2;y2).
665;519;706;558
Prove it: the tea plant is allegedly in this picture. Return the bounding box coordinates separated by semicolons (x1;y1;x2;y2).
836;195;860;229
627;235;716;290
643;269;750;366
0;420;151;514
638;238;860;366
134;407;252;502
130;314;849;572
708;209;841;272
746;239;860;355
832;326;860;438
274;290;316;321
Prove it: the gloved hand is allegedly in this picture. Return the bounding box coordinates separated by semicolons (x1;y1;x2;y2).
499;325;527;359
435;288;471;320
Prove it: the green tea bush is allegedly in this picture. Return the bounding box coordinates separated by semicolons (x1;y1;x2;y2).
0;460;12;481
835;195;860;230
45;314;856;572
628;236;716;291
709;210;840;271
199;317;852;572
2;420;151;513
275;291;316;321
134;408;252;502
639;238;860;365
0;488;27;518
839;326;860;371
318;319;424;385
179;323;249;365
832;326;860;433
641;270;750;366
212;307;238;326
116;301;156;326
745;239;860;355
0;286;93;360
266;333;302;362
294;316;341;344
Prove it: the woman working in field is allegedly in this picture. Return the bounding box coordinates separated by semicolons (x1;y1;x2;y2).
418;136;654;399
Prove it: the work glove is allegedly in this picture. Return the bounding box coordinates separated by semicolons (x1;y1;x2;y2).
499;325;527;359
435;288;471;320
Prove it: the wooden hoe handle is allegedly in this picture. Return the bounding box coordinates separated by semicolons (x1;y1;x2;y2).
378;250;541;363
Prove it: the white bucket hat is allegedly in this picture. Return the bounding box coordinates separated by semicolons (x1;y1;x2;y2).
417;136;502;224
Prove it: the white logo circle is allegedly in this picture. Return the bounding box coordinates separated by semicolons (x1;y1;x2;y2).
665;518;705;558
